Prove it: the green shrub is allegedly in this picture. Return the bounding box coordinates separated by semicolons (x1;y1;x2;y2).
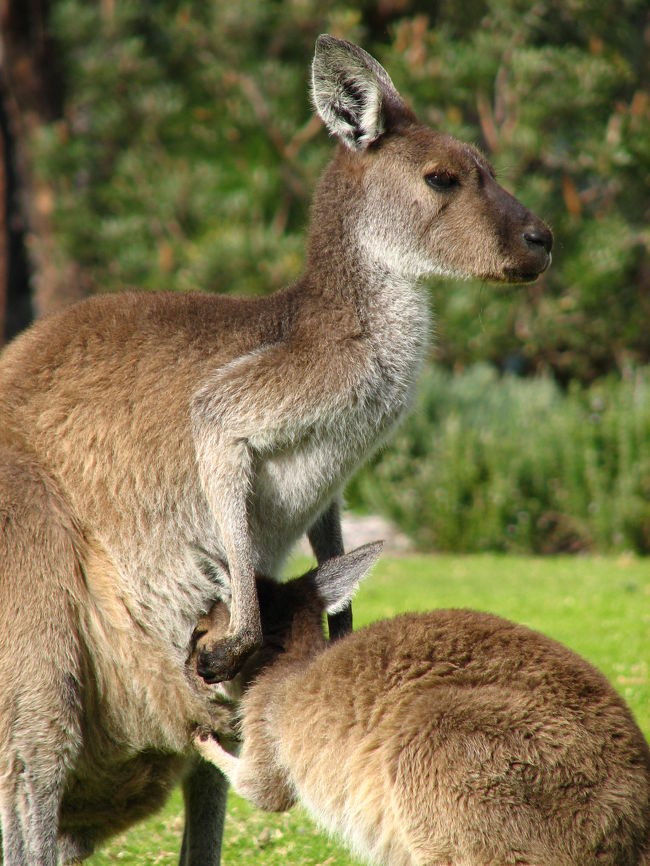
347;364;650;553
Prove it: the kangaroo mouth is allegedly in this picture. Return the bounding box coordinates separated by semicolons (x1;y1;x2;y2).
502;251;552;284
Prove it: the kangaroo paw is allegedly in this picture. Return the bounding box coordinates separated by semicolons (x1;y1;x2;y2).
194;730;239;779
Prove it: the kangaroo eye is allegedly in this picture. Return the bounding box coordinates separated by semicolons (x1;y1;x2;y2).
424;171;459;192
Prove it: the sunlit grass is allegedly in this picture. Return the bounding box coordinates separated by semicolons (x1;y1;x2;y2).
88;553;650;865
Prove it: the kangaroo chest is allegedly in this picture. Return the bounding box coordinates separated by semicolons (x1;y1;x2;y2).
248;279;429;569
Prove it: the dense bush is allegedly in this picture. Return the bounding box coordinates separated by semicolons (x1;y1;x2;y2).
347;365;650;553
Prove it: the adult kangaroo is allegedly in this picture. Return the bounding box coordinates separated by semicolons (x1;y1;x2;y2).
195;545;650;866
0;35;551;865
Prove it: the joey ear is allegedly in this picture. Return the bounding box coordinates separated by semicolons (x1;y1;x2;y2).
313;541;384;615
312;35;411;151
190;545;232;606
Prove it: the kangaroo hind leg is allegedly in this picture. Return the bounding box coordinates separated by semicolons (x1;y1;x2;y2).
0;447;85;864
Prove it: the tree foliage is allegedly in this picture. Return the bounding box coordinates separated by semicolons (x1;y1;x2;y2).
31;0;650;383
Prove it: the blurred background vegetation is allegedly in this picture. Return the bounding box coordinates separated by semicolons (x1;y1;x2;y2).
1;0;648;552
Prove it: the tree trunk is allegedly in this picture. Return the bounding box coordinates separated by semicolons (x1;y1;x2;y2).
0;0;88;346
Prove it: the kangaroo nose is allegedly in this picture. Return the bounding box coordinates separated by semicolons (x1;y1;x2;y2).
196;649;219;683
523;225;553;254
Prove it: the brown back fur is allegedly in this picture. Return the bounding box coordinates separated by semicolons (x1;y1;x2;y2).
196;555;650;866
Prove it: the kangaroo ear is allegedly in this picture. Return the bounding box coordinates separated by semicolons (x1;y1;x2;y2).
190;546;232;606
312;35;412;151
313;541;384;615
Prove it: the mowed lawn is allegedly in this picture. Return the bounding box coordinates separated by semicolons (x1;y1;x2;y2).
89;554;650;866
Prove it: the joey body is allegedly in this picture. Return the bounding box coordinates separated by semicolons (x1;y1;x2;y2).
0;35;551;864
196;548;650;866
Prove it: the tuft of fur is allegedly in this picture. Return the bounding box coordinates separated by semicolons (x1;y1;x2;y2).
196;551;650;866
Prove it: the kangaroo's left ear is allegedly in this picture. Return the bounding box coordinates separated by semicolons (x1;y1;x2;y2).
312;35;414;151
313;541;384;615
190;545;232;607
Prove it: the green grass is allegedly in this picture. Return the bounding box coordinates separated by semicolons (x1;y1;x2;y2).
88;554;650;866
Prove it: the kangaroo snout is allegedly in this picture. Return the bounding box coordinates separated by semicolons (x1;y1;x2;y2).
501;212;553;282
196;648;219;683
523;222;553;254
195;637;258;683
478;175;553;282
521;218;553;274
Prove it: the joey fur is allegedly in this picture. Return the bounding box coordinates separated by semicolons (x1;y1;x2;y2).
0;35;551;864
195;546;650;866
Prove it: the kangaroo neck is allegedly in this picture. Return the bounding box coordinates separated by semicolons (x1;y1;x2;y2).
302;147;425;317
301;207;424;325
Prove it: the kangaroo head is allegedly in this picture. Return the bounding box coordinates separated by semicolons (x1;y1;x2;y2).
310;35;552;283
193;542;383;684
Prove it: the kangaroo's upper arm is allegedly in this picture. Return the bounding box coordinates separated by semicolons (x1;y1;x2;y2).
191;338;370;451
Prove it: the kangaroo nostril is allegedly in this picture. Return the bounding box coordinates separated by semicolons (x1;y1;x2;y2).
523;226;553;254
